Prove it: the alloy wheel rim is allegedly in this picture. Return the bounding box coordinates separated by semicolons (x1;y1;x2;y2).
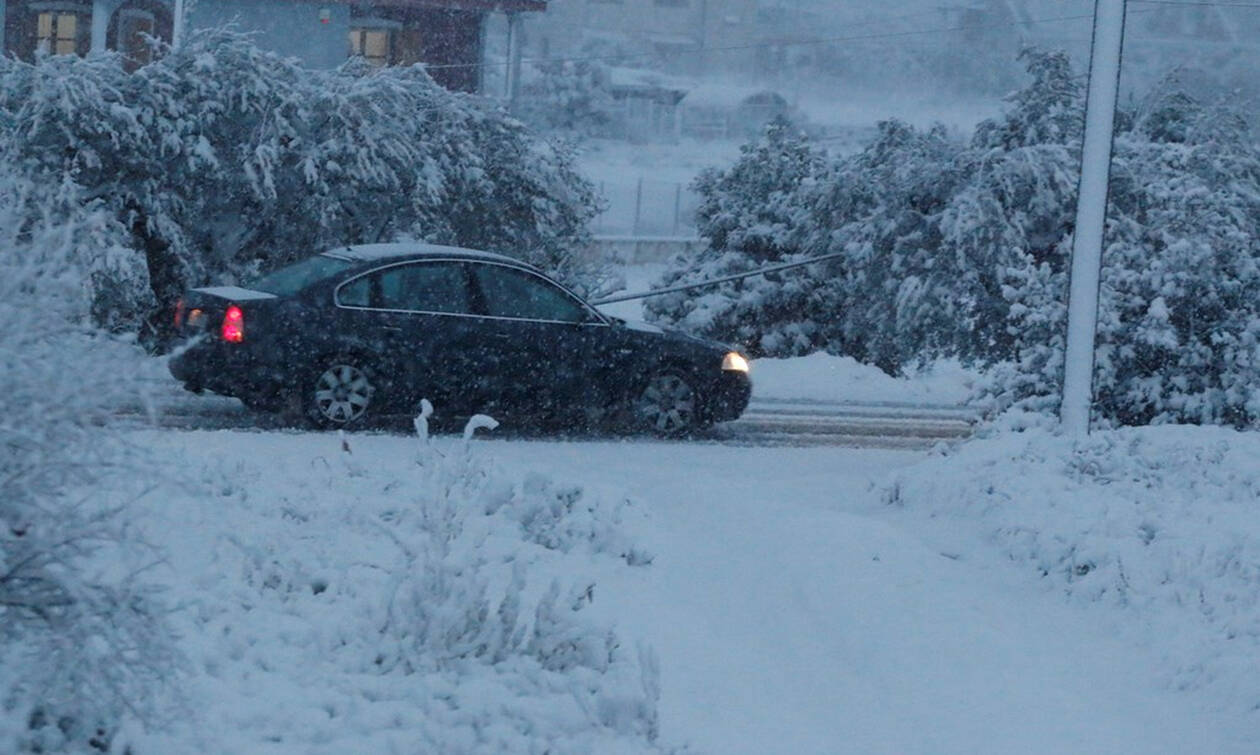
639;374;696;433
314;364;373;424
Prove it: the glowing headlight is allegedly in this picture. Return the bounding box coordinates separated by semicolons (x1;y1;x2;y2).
722;352;749;372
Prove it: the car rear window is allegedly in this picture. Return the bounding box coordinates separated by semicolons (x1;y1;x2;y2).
474;264;589;323
250;255;352;296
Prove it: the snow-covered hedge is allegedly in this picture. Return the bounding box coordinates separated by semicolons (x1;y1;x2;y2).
886;423;1260;710
0;29;604;339
650;50;1260;427
0;178;177;753
127;427;661;752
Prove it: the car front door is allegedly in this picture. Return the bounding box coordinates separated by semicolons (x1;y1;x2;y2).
465;262;611;427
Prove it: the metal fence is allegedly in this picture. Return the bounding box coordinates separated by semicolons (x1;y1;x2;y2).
591;178;701;237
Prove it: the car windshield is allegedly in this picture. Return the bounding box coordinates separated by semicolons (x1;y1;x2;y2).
249;255;352;296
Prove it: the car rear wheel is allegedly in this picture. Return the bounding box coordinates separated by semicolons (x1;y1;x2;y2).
308;360;376;429
635;372;700;436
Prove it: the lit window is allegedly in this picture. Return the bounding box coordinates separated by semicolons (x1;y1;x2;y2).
37;10;85;56
349;28;393;67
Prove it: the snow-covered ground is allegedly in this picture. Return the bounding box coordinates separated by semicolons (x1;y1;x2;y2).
56;264;1260;752
116;421;1259;753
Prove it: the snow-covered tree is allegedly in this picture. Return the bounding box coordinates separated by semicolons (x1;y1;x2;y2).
0;29;604;341
517;59;617;136
644;117;826;357
650;49;1260;427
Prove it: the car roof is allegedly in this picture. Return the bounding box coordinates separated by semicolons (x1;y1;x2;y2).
321;243;536;269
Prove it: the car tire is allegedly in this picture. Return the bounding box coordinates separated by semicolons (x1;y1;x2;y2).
633;370;702;436
306;357;378;430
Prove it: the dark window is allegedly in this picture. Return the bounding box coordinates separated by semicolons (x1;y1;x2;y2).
338;276;371;308
251;255;352;296
474;265;589;323
116;9;155;68
377;262;470;314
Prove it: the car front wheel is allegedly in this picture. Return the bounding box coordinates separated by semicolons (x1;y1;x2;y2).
308;360;376;429
635;372;700;436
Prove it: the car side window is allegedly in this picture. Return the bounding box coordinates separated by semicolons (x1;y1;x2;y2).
473;264;590;323
338;276;372;308
375;262;471;314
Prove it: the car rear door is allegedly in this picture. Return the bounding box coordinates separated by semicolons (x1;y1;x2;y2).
332;260;481;416
465;262;611;426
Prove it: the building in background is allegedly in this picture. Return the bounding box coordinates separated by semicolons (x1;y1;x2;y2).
517;0;759;78
0;0;545;93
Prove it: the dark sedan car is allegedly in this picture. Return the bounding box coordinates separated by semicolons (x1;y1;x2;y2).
169;243;751;434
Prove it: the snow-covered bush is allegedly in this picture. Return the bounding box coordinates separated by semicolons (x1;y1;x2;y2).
886;424;1260;709
645;117;826;357
987;68;1260;427
652;49;1260;427
0;29;604;338
0;177;176;752
140;425;660;751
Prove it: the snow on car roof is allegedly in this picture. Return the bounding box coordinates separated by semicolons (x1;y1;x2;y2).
321;243;531;268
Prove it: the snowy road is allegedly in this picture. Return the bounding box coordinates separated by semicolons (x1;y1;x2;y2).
122;379;976;449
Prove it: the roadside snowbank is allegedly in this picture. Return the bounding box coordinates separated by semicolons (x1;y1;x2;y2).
751;353;977;406
887;423;1260;711
126;430;661;754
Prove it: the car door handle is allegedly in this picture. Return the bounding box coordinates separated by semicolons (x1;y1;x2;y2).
383;326;404;333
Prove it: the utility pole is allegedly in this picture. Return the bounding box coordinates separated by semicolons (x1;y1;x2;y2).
1060;0;1127;436
173;0;187;48
504;12;523;112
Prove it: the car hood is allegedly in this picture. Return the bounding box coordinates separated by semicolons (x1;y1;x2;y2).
616;318;736;354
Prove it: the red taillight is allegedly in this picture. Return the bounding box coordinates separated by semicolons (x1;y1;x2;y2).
221;305;244;343
174;298;186;328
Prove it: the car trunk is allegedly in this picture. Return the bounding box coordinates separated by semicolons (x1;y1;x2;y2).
174;286;279;342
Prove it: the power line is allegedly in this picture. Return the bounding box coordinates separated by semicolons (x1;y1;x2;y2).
428;10;1107;71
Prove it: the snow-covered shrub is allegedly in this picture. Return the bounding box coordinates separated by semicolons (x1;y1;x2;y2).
0;29;604;338
144;426;660;751
654;48;1260;427
645;117;826;357
801;118;966;374
0;178;176;752
886;424;1260;709
988;69;1260;427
